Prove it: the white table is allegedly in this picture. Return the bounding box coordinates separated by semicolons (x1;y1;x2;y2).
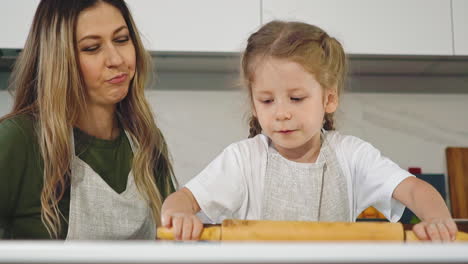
0;241;467;263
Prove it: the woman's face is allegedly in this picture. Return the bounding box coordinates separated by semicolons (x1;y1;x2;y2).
76;2;136;108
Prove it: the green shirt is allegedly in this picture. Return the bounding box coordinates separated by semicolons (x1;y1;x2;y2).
0;114;174;239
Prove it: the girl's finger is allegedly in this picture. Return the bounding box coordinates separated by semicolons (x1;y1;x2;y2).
436;222;451;242
413;223;429;241
161;214;172;228
181;216;194;240
426;223;441;242
172;216;183;240
191;216;204;240
445;220;458;241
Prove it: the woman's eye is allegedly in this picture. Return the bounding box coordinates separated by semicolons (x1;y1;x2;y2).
115;36;130;43
82;45;99;52
291;97;303;101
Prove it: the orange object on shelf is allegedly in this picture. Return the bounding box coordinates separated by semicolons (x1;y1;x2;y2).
357;206;387;219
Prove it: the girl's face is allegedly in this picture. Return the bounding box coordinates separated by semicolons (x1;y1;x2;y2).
76;2;136;108
251;57;338;156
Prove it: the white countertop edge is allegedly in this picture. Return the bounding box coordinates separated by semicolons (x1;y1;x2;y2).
0;241;467;263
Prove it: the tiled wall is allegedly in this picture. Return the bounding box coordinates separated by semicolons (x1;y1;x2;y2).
1;72;468;185
0;72;9;91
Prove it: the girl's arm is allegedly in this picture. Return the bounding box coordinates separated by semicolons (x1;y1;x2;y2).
161;187;203;240
392;177;458;241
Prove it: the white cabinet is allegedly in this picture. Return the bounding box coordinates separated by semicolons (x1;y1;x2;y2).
0;1;260;53
0;1;40;49
262;0;453;55
0;1;460;56
125;0;261;52
453;0;468;55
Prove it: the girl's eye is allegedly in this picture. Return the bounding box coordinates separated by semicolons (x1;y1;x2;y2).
262;99;273;104
291;97;303;101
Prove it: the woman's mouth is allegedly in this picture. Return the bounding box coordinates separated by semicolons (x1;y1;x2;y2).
107;73;127;84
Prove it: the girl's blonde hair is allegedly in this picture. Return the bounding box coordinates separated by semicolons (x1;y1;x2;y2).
241;20;347;137
1;0;175;238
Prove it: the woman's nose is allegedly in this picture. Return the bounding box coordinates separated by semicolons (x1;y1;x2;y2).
105;45;123;68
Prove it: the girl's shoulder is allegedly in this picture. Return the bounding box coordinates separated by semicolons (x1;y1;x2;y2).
324;130;371;150
324;130;380;162
225;134;269;156
225;132;374;158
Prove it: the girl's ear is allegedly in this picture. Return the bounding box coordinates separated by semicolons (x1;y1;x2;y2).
324;87;339;114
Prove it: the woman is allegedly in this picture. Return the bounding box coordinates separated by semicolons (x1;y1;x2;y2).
0;0;175;239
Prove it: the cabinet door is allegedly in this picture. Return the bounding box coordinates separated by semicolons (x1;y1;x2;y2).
262;0;453;55
0;1;40;49
453;0;468;55
126;0;261;52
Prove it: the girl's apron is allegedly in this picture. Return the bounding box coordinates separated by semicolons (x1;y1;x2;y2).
261;132;350;221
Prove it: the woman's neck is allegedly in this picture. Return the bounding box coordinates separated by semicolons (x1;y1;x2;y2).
76;104;119;140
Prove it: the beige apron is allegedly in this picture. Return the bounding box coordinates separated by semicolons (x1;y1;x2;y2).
261;132;350;221
66;130;155;240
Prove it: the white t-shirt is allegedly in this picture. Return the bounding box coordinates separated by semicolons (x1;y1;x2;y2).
186;131;413;223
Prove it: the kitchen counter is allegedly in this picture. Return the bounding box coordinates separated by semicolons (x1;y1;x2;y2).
0;241;467;264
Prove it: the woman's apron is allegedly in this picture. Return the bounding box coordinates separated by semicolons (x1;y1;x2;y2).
66;130;155;240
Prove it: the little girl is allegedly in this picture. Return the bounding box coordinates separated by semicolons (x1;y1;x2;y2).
161;20;457;241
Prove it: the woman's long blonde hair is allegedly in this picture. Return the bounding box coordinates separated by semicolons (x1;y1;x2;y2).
1;0;175;238
241;21;348;137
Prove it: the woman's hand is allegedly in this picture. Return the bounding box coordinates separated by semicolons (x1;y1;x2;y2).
161;187;203;240
412;218;458;242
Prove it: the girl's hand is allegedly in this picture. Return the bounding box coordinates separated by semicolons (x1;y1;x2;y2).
412;218;458;242
161;188;203;240
161;212;204;241
393;178;457;242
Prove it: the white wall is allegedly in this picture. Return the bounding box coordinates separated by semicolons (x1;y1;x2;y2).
0;92;12;116
336;92;468;176
2;83;468;185
147;90;249;185
154;90;468;185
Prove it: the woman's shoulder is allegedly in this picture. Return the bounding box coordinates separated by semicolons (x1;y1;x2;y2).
0;113;37;145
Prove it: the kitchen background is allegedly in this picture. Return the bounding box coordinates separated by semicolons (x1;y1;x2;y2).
1;0;467;207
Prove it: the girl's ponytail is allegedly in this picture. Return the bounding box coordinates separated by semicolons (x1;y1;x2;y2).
248;115;262;138
323;113;335;131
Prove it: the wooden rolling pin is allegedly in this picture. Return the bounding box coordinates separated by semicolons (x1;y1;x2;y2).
157;219;468;242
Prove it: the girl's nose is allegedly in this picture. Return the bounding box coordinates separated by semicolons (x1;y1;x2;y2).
275;103;292;121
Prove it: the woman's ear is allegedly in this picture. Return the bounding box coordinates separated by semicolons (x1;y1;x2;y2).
324;87;338;114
